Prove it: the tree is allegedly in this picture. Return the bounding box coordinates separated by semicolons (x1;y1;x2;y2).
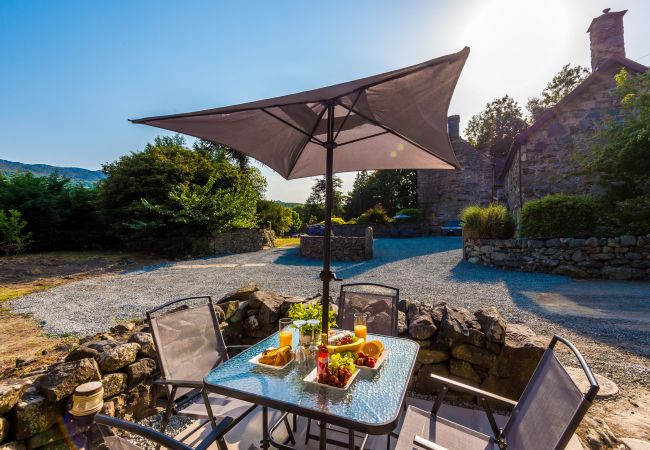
303;176;345;223
465;95;528;158
193;139;251;171
256;200;301;236
0;209;31;254
99;134;264;255
344;170;417;220
527;64;590;121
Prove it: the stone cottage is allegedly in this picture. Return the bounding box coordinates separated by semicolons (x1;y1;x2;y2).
502;9;648;214
418;115;495;228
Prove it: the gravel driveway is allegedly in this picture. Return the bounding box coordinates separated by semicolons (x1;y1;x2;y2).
10;237;650;357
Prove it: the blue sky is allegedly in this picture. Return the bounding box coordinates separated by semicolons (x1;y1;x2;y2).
1;0;649;202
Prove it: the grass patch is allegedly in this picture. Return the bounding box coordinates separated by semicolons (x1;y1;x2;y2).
275;237;300;247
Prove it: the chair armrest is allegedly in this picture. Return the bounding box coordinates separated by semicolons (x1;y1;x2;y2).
429;373;517;408
414;435;449;450
153;379;203;389
226;344;252;349
95;414;193;450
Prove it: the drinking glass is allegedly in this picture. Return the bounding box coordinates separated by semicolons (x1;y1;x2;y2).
354;313;367;340
292;320;308;367
306;319;320;367
279;318;293;349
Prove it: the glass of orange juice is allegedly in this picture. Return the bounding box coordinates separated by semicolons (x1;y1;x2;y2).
279;318;293;348
354;313;367;340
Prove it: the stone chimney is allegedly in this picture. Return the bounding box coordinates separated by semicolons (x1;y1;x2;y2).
587;8;627;71
448;115;460;139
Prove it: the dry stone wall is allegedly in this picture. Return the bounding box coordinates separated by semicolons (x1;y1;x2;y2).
210;229;275;254
300;228;373;261
464;235;650;280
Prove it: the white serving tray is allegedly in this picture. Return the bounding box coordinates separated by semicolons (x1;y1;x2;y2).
356;350;388;371
303;366;360;391
249;349;294;370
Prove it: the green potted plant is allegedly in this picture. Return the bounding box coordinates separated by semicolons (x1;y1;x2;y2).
287;301;337;345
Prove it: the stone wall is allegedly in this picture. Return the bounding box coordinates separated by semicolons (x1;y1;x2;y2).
418;116;494;228
464;235;650;280
0;323;161;450
332;222;430;238
210;228;275;254
502;66;623;215
300;228;373;261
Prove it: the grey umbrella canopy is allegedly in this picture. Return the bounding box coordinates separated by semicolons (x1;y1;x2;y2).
131;46;470;337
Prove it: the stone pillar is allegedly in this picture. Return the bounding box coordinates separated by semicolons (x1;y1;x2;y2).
587;9;626;71
447;115;460;139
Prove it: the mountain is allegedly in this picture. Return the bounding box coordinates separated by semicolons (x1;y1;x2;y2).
275;201;302;209
0;159;105;185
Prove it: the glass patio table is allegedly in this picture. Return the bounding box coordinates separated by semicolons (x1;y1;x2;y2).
204;331;418;450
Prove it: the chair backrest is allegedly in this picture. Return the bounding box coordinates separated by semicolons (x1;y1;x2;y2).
147;296;228;400
502;336;599;450
338;283;399;336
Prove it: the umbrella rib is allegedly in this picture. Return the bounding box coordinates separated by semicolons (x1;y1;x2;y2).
261;108;325;145
338;100;460;170
336;130;390;147
332;90;362;141
286;105;329;179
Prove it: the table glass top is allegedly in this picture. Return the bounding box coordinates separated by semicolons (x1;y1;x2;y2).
205;332;418;429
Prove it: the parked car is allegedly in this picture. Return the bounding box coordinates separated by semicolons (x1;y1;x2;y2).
441;220;462;236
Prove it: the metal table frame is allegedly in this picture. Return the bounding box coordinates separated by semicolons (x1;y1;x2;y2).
203;332;418;450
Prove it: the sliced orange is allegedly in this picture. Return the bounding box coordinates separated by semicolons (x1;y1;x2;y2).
362;340;384;358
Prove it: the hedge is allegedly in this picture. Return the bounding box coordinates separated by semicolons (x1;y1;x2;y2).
519;194;597;238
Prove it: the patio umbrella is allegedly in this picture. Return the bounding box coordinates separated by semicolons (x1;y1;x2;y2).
131;46;470;339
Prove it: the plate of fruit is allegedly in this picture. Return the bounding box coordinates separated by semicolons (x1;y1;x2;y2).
341;340;386;370
326;331;364;354
303;353;360;390
249;346;293;369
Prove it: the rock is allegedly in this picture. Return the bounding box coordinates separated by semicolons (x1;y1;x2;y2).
408;314;436;340
620;235;637;247
97;343;140;373
229;301;248;324
591;253;614;261
586;237;599;247
415;363;450;395
429;302;446;324
214;305;225;322
486;342;501;354
126;358;157;386
367;311;392;334
545;238;560;247
249;291;284;325
110;322;135;335
482;324;546;399
451;344;497;369
0;379;29;415
406;300;422;321
124;382;157;420
25;420;87;450
450;359;481;384
128;333;156;359
397;311;408;335
15;357;36;368
474;307;506;343
35;358;101;403
101;373;128;399
85;340;118;353
12;387;60;440
0;417;8;444
219;301;240;321
243;314;260;333
64;346;99;363
552;265;588;278
413;339;431;348
416;349;449;364
582;416;625;450
601;266;645;280
219;283;258;303
436;306;484;347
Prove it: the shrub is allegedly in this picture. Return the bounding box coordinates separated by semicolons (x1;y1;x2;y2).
460;204;516;239
357;204;391;224
519;194;597;238
287;301;337;335
330;217;346;225
603;196;650;236
395;208;422;222
0;209;31;254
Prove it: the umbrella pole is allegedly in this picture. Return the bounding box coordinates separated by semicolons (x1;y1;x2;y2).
321;103;335;343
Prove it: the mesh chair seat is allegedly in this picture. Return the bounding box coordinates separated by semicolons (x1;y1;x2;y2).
338;283;399;336
395;406;497;450
101;436;144;450
180;392;254;421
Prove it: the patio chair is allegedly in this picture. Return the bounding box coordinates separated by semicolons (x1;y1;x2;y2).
337;283;400;336
395;335;600;450
93;413;234;450
147;296;290;443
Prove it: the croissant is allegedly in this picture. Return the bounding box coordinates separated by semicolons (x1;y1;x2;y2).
259;345;292;366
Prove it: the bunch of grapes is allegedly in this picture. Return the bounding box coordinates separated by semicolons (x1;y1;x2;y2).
336;335;353;345
355;351;376;368
318;366;352;388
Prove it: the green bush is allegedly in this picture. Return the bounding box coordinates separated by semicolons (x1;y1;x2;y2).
460;204;516;239
395;208;422;222
0;209;31;254
603;196;650;236
519;194;597;238
357;204;391;224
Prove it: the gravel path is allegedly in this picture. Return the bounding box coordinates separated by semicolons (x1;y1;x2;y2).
9;237;650;359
